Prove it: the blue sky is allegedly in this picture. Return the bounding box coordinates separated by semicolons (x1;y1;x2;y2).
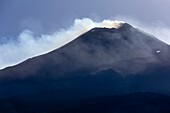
0;0;170;37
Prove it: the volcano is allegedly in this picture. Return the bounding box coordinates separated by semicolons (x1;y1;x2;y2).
0;23;170;113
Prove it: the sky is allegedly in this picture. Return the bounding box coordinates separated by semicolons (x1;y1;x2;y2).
0;0;170;37
0;0;170;69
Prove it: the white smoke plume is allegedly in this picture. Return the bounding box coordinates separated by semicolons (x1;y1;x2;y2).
1;17;170;70
0;18;124;69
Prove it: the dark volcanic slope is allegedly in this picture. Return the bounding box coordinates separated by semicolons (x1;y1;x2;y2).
1;92;170;113
0;23;170;99
1;23;170;76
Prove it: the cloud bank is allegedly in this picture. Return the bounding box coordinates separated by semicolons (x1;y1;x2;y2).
0;18;124;69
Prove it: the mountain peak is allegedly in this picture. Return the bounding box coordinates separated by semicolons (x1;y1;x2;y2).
0;23;170;102
1;23;169;78
119;23;133;29
89;22;132;32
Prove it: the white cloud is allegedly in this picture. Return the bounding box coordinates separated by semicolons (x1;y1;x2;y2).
1;17;170;70
0;18;124;69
